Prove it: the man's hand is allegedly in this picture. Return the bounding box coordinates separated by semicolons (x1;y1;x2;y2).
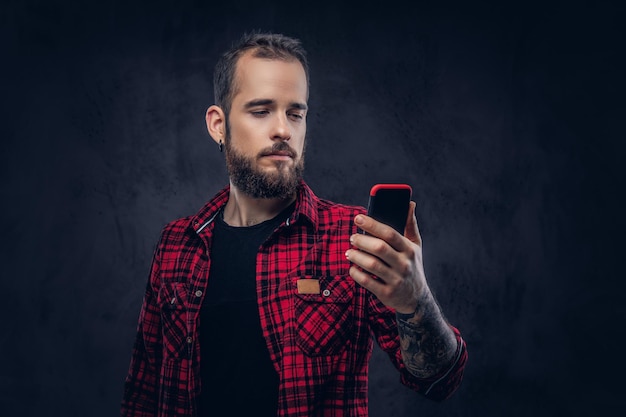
346;201;459;379
346;201;426;314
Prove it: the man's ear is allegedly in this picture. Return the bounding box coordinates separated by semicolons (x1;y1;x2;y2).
205;105;226;145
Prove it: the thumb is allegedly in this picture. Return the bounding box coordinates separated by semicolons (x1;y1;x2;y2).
404;201;422;245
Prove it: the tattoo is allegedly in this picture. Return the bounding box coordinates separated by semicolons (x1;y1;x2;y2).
396;291;458;379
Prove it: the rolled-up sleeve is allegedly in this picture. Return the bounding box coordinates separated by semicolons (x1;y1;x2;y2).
368;294;468;401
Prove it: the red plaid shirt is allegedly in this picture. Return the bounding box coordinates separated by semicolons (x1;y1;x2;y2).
121;181;467;417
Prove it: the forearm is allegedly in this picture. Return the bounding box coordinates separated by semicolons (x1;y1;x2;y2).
396;289;458;379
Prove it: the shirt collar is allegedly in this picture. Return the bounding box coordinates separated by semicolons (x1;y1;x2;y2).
190;180;319;234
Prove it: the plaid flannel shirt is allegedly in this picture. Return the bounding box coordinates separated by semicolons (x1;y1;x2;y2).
121;181;467;417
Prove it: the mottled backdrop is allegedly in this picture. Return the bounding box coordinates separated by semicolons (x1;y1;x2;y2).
1;0;624;416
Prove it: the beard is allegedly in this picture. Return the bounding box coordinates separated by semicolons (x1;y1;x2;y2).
224;138;305;199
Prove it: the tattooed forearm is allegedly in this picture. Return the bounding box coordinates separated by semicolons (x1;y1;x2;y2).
396;291;458;379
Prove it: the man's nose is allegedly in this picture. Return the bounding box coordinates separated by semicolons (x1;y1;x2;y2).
271;114;291;141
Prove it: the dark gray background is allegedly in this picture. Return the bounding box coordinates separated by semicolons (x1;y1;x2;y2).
1;0;624;415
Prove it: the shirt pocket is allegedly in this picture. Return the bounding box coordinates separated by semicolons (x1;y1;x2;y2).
158;282;189;360
293;276;355;357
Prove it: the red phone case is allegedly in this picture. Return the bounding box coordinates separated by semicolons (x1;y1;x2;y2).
369;183;412;196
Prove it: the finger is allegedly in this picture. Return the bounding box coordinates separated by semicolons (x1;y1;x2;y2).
349;233;403;271
349;264;388;295
354;214;409;253
404;201;422;246
345;247;395;284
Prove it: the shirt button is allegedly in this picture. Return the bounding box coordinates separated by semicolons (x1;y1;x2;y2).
322;289;331;297
195;290;203;297
186;336;193;344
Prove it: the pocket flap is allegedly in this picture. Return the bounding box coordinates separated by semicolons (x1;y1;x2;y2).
294;276;354;303
158;282;189;310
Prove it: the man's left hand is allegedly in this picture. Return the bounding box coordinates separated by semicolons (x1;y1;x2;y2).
346;201;427;314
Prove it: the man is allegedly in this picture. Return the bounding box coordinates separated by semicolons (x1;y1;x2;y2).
121;32;467;417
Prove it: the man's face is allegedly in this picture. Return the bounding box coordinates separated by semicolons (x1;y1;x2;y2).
224;52;308;199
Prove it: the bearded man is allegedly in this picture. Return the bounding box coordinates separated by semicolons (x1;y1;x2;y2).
121;32;467;417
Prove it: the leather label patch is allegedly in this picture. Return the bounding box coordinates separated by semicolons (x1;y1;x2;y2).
297;279;321;294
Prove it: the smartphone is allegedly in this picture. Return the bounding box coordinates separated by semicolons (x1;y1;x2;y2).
364;184;413;234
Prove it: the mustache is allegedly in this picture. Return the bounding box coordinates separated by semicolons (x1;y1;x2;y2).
258;142;298;158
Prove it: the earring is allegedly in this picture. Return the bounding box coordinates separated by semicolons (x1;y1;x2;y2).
219;140;223;152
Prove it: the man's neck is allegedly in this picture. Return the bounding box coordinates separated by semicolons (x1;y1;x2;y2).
222;183;296;227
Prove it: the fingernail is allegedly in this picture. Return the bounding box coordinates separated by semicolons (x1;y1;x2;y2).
345;250;350;259
355;215;364;225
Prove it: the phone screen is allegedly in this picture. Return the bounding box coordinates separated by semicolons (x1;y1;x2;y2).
365;184;412;234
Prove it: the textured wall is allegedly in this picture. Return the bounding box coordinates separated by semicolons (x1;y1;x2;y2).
1;0;624;416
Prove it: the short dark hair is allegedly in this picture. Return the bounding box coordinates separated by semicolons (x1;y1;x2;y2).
213;32;309;115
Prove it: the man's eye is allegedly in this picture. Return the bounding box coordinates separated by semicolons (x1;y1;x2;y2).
252;110;269;117
289;113;304;120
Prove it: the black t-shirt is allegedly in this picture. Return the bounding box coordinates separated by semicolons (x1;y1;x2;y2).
197;204;294;416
